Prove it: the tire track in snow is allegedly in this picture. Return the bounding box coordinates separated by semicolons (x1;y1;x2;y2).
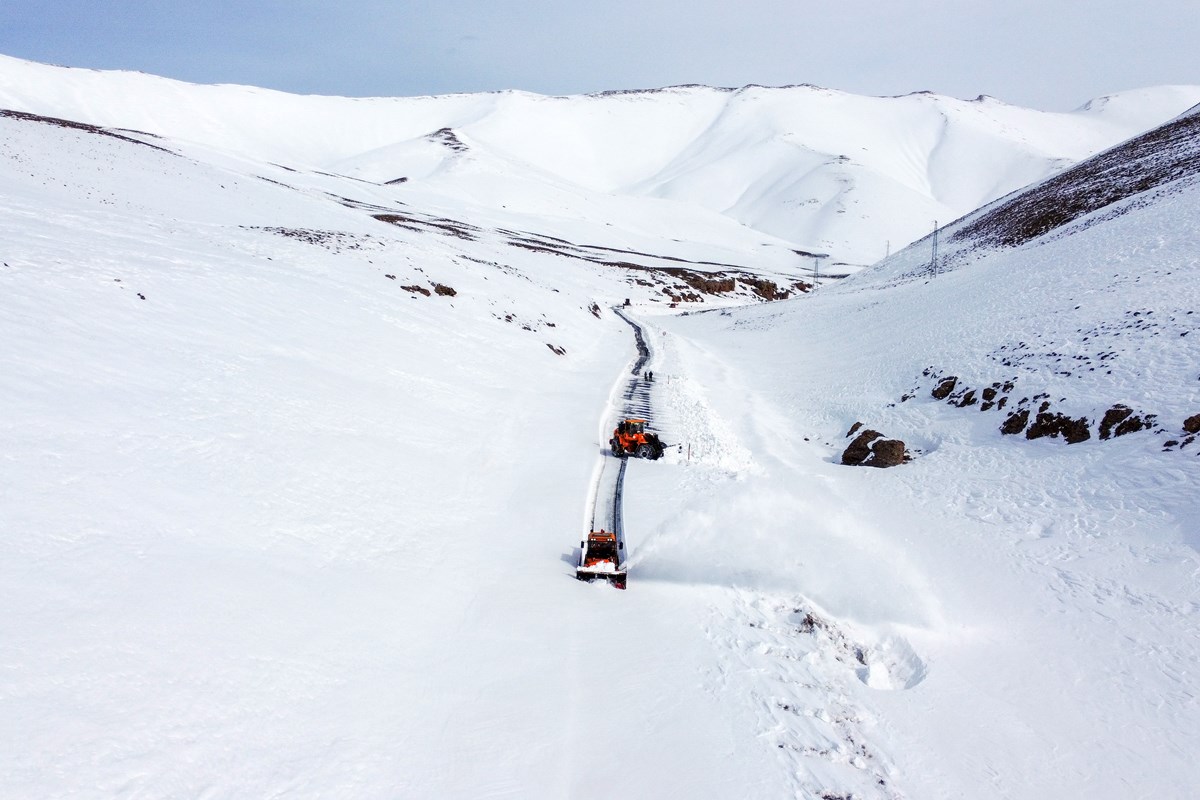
582;307;658;577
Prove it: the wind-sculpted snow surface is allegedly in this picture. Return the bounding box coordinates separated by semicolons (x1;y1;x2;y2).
650;111;1200;796
4;54;1200;799
0;101;792;799
2;54;1199;266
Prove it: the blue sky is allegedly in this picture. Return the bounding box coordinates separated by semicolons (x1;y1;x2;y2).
2;1;1196;109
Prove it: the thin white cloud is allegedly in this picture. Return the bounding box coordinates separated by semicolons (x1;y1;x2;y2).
1;0;1196;109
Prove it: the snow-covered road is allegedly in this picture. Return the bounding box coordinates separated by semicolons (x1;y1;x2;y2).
583;308;661;575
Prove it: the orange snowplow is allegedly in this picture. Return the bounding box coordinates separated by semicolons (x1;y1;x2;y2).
610;418;665;460
576;530;627;589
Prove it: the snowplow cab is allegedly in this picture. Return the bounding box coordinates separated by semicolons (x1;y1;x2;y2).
576;530;627;589
610;418;664;460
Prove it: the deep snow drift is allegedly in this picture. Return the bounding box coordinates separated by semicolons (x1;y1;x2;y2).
643;104;1200;798
2;55;1199;799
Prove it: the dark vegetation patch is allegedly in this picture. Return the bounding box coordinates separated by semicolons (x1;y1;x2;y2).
314;170;376;185
256;175;296;189
373;212;479;241
496;228;805;302
249;226;376;253
1;108;176;155
953;109;1200;249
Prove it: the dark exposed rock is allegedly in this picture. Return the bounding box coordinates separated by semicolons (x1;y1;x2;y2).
842;429;883;465
1098;405;1155;439
1114;414;1153;437
1027;412;1091;444
401;284;431;296
1184;413;1200;434
931;377;958;400
738;276;790;301
1099;405;1134;439
842;429;907;467
1001;408;1030;435
433;283;457;296
956;389;978;407
846;421;864;438
865;438;906;468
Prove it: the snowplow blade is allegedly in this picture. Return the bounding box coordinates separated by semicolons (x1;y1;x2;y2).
575;566;628;589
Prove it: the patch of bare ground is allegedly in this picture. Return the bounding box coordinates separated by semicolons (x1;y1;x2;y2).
373;212;479;241
247;226;379;254
1;108;176;155
953;109;1200;249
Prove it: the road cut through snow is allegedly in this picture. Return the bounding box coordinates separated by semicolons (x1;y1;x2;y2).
580;307;660;577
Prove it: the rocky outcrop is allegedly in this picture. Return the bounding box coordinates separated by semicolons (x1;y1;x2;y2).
841;425;907;468
867;438;907;467
931;377;958;400
1184;413;1200;434
1099;404;1133;439
1026;411;1091;444
841;428;882;465
1098;404;1154;439
918;367;1176;448
1001;408;1030;435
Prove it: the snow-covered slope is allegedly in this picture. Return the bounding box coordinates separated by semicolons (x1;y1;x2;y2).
2;56;1198;799
648;104;1200;798
0;98;785;799
2;54;1198;267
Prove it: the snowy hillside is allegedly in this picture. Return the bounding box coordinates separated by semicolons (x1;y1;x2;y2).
650;103;1200;798
2;54;1199;267
2;54;1199;799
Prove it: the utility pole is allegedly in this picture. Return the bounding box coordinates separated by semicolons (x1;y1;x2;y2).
930;220;939;277
811;253;829;292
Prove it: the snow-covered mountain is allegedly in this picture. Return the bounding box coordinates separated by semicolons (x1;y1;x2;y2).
2;53;1198;267
1;54;1198;799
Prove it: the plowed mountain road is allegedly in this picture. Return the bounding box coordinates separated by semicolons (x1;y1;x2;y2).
581;308;659;579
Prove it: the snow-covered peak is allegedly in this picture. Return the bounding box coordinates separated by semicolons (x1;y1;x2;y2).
2;53;1198;266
